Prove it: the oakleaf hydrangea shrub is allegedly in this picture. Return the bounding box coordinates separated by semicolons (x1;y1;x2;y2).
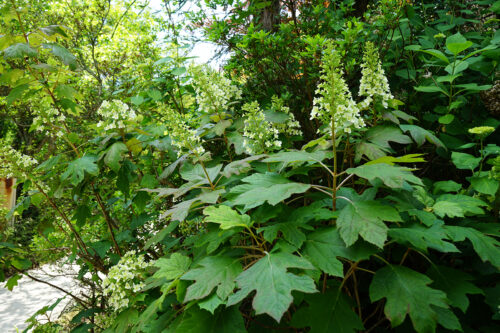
1;1;499;333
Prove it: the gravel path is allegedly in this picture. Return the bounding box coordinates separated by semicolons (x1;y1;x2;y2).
0;263;81;332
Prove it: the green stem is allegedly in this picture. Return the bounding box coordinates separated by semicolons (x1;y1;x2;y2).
478;138;484;175
331;120;337;213
199;159;215;190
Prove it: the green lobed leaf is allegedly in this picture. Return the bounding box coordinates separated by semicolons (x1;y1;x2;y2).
370;265;451;333
337;200;401;248
198;294;224;314
445;226;500;268
433;194;487;218
39;25;68;38
303;227;377;277
181;255;242;301
427;265;483;313
61;155;99;186
161;190;224;222
221;155;266;178
470;176;499;195
230;172;311;209
365;154;426;166
6;83;29;105
42;43;78;70
417;48;450;63
388;222;459;253
3;43;38;59
451;152;481;171
153;253;191;281
227;251;317;322
346;163;423;189
203;205;252;230
414;85;448;95
5;274;21;291
400;124;446;149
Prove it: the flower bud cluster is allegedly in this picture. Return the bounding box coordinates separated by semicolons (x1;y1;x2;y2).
97;100;138;131
310;42;365;135
468;126;495;138
0;141;38;179
189;65;242;116
242;101;281;155
102;250;152;311
271;96;302;137
162;106;205;157
358;42;393;109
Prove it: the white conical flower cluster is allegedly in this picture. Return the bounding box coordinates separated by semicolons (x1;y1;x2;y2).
102;250;152;311
242;101;281;155
161;106;205;157
0;141;38;179
97;100;138;131
31;106;67;138
358;42;393;109
189;64;242;116
310;42;365;135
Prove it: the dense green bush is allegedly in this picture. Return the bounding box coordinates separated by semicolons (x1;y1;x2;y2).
1;0;499;332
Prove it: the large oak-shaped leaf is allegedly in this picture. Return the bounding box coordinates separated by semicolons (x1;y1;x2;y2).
61;155;99;186
229;172;310;209
337;200;401;248
346;163;423;189
181;255;242;301
445;226;500;268
370;265;451;333
303;227;377;277
227;252;317;322
427;265;483;313
153;253;191;281
203;205;252;230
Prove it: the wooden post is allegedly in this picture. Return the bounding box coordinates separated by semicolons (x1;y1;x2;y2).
0;178;16;226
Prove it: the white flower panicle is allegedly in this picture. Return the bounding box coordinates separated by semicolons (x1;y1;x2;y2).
97;100;138;131
102;250;152;311
31;107;67;138
310;42;365;135
162;106;205;157
189;65;242;116
0;141;38;179
271;96;302;137
242;101;281;155
358;41;393;109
